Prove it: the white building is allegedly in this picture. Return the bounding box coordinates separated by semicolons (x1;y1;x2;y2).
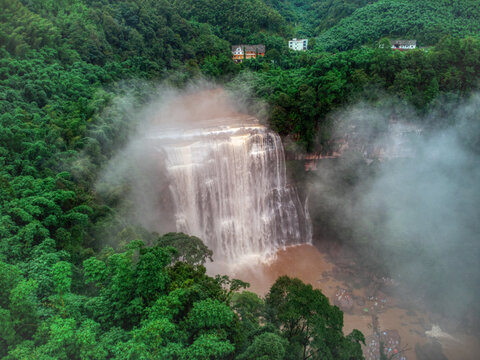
288;38;308;51
390;39;416;50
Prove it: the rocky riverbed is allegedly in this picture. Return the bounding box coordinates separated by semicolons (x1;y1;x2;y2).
211;244;480;360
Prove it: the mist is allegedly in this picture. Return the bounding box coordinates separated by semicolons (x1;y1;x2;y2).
93;79;480;329
310;95;480;328
93;80;312;265
95;82;250;238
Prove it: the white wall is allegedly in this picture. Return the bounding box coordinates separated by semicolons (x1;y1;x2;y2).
289;39;308;51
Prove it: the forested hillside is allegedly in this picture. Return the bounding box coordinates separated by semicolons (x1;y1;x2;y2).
1;0;236;68
316;0;480;50
173;0;287;43
1;0;480;358
0;0;365;358
247;36;480;150
265;0;376;36
264;0;480;49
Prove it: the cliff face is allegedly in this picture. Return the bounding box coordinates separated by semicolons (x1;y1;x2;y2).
292;121;423;171
125;89;311;262
336;121;422;161
150;120;311;262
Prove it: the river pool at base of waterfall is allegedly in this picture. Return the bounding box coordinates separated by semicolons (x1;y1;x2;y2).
208;244;479;360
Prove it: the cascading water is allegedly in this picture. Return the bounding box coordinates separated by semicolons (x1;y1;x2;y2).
150;117;311;261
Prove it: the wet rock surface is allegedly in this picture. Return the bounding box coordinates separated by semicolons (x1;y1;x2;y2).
230;244;480;360
334;288;354;312
365;329;406;360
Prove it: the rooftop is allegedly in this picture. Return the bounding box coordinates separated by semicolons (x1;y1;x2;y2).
231;44;266;53
390;39;416;46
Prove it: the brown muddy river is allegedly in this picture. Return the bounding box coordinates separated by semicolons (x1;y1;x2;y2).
210;244;479;360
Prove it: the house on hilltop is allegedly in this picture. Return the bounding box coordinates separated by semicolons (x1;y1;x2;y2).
288;38;308;51
390;39;416;50
232;45;265;62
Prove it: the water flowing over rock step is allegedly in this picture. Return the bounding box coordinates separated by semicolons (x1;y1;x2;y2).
149;118;311;261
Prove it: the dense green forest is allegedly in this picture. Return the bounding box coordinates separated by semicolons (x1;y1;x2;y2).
265;0;376;37
1;0;480;358
316;0;480;51
265;0;480;47
249;35;480;150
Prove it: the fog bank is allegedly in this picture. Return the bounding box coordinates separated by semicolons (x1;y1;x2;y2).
310;95;480;326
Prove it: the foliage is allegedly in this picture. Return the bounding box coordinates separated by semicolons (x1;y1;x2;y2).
316;0;480;51
2;0;480;358
173;0;288;44
265;276;364;360
266;0;376;37
237;332;287;360
156;232;213;265
249;36;480;150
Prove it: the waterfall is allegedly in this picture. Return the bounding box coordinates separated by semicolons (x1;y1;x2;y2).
151;118;311;261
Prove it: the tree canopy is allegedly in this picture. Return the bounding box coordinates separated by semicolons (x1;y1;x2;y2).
2;0;480;358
